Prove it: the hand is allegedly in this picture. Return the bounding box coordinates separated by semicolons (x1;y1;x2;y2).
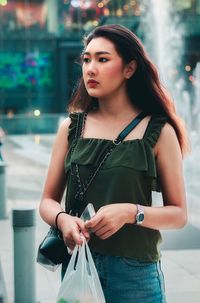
85;203;136;240
57;213;90;251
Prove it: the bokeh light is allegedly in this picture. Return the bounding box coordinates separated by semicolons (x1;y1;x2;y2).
34;109;41;117
0;0;7;6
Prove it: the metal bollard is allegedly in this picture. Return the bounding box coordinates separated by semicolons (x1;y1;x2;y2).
12;208;36;303
0;257;8;303
0;161;7;219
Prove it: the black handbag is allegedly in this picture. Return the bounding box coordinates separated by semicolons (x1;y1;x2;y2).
37;111;147;271
37;226;70;270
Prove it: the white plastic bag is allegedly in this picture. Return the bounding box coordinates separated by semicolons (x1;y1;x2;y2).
57;239;106;303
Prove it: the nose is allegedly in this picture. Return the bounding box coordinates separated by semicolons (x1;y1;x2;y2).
87;60;97;76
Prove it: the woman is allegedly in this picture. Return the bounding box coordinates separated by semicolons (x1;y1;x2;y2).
39;24;189;303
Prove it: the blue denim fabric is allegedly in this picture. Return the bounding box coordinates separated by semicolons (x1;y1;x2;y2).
91;250;166;303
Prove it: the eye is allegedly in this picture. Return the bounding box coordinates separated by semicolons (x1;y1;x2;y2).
99;57;108;63
82;57;91;63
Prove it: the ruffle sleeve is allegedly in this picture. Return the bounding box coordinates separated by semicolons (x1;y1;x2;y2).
65;112;84;172
67;112;84;146
143;116;168;148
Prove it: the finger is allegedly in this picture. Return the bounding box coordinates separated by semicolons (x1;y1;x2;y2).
94;224;109;237
66;239;75;247
71;229;83;245
67;243;75;251
99;229;113;240
66;237;76;252
67;247;74;255
92;221;108;233
82;231;90;240
81;225;90;239
76;218;90;238
63;234;74;246
85;213;103;229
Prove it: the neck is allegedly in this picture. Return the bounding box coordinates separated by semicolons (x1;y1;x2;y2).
97;93;140;121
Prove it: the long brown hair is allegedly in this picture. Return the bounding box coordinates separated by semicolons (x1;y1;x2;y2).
68;24;190;156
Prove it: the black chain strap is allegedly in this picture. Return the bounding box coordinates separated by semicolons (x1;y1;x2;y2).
68;111;87;157
73;144;114;201
71;111;147;205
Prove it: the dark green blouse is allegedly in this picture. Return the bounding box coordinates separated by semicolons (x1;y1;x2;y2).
65;112;167;262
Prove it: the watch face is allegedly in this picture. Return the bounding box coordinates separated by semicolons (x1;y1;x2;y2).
137;213;144;223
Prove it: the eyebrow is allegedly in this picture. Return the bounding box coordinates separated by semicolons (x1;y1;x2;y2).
83;51;112;56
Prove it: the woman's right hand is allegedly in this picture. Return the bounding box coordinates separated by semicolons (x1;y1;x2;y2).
57;213;90;251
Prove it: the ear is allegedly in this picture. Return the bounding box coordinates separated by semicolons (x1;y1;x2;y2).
125;60;137;79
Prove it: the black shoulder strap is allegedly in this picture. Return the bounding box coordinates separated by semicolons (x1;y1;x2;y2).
75;112;86;140
69;112;86;155
113;111;147;145
71;111;147;211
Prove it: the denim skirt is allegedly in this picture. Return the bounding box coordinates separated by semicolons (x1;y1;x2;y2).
91;250;166;303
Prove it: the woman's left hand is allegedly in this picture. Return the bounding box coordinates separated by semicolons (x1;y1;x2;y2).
85;203;136;240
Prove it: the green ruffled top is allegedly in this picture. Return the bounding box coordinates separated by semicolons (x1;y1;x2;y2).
65;112;167;262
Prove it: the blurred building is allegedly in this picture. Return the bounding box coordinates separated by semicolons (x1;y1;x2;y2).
0;0;200;119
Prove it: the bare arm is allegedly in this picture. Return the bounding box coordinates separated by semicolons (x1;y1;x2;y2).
140;122;187;230
39;117;89;248
39;118;70;225
85;123;187;239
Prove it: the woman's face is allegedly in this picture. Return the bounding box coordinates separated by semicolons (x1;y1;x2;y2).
82;37;133;100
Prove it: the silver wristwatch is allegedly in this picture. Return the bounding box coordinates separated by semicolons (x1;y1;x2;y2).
135;204;145;225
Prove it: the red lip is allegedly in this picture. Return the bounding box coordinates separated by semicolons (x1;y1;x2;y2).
87;79;99;84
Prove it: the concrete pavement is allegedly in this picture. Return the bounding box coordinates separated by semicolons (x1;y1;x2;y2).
0;134;200;303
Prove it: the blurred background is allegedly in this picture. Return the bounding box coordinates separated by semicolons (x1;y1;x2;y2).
0;0;199;133
0;1;200;303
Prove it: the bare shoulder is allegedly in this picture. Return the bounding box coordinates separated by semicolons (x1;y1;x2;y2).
154;122;181;156
56;116;71;137
160;122;177;139
59;116;71;130
51;117;72;151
